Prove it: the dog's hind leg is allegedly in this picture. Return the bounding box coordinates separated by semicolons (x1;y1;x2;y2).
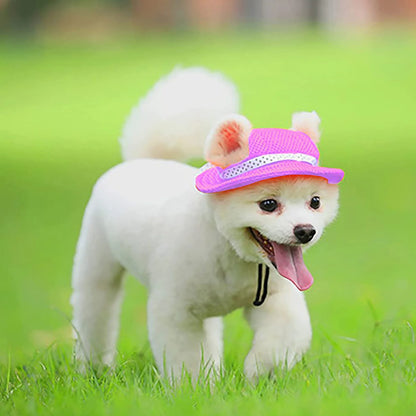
71;202;124;371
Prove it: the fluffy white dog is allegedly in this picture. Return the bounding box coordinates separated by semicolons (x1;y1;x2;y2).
71;67;343;381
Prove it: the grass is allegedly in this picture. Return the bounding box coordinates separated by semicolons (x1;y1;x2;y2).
0;29;416;415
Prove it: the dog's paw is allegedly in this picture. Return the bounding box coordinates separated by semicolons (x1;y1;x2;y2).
243;339;309;382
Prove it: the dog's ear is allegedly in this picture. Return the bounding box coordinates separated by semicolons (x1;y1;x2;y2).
204;114;252;168
291;111;321;144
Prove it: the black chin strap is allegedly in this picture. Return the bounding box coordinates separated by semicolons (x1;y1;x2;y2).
253;264;270;306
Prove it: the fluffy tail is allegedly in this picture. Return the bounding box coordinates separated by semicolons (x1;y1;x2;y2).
119;67;240;162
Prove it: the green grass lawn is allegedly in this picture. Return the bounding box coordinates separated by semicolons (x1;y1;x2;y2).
0;30;415;415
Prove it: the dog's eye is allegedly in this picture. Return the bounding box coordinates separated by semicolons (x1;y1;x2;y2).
259;199;278;212
310;196;321;209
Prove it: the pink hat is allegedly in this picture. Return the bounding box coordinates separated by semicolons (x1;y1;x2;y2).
195;128;344;193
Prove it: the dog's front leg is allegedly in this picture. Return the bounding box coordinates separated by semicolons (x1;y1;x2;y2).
147;295;222;382
243;282;312;381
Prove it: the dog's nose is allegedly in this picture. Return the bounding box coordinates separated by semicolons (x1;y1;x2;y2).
294;224;316;244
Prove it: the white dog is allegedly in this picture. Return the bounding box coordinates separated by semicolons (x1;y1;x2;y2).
71;67;343;381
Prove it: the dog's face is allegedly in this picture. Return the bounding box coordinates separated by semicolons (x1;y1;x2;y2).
208;176;339;289
204;112;340;290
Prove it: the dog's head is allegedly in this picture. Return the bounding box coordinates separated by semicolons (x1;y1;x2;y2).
204;113;340;290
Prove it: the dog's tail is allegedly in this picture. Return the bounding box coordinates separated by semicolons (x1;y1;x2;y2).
119;67;240;162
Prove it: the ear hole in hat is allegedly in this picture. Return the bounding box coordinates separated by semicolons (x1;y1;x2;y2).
204;114;252;168
291;111;321;144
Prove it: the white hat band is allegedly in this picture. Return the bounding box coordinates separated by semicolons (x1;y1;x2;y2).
219;153;318;179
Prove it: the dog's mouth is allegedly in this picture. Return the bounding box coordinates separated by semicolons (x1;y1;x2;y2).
249;228;314;291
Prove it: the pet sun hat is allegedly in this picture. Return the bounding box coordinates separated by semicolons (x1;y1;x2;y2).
195;128;344;193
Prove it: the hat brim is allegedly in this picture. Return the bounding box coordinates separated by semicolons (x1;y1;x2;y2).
195;160;344;193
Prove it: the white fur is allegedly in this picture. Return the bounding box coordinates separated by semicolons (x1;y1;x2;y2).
120;67;239;161
291;111;321;144
72;68;340;382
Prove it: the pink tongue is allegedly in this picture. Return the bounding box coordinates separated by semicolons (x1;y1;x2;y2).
271;242;314;291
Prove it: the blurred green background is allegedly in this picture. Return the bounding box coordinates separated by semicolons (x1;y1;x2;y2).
1;0;416;414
